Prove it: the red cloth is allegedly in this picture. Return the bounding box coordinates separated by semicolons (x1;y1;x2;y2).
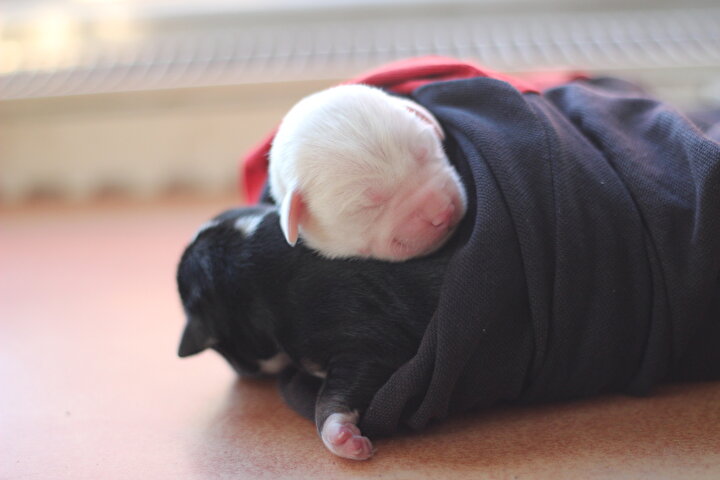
241;56;580;203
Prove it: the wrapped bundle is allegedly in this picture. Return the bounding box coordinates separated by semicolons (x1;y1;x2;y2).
241;57;720;437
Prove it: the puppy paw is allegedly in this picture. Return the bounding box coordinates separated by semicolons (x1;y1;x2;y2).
320;412;374;461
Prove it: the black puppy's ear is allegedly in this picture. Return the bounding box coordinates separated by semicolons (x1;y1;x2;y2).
178;318;217;357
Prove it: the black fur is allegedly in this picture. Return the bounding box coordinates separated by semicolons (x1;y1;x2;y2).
176;204;450;434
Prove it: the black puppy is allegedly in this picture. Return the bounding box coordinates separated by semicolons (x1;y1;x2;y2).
176;205;449;460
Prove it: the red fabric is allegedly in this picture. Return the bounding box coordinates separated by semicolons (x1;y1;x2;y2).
241;56;581;203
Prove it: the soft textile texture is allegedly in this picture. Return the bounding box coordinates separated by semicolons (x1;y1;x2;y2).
240;55;583;203
260;71;720;437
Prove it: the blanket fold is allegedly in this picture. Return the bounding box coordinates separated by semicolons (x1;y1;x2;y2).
240;55;582;203
252;61;720;437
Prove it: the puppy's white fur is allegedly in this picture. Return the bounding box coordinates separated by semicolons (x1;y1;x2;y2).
234;212;267;238
257;352;291;375
269;84;467;261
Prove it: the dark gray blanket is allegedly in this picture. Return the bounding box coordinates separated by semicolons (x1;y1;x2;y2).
281;77;720;437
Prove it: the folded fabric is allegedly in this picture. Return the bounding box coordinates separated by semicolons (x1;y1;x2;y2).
359;75;720;437
240;55;583;204
242;58;720;438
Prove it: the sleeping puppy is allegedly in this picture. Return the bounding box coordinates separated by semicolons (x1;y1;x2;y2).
269;84;467;262
177;205;449;460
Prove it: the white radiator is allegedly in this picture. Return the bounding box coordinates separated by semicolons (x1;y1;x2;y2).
1;0;719;202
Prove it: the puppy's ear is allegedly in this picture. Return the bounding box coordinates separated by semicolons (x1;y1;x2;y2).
393;97;445;140
178;318;217;357
279;189;305;246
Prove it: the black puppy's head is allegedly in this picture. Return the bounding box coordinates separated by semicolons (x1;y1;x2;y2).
176;206;286;377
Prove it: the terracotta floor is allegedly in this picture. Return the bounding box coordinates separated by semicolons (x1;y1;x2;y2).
2;195;719;480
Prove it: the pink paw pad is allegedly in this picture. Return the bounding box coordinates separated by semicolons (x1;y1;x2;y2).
321;413;374;460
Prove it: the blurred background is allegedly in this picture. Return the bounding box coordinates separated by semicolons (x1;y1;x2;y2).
1;0;720;204
3;4;720;477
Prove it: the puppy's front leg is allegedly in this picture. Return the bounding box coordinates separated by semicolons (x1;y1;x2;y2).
315;360;393;461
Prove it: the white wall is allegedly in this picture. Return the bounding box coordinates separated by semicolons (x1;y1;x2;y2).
0;79;336;202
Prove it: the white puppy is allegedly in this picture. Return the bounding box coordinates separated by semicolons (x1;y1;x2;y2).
269;84;467;261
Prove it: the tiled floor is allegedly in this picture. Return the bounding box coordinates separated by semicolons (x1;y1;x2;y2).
2;195;719;479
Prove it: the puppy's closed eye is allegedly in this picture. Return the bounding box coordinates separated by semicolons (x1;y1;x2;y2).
412;145;429;165
268;84;467;261
361;188;389;207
